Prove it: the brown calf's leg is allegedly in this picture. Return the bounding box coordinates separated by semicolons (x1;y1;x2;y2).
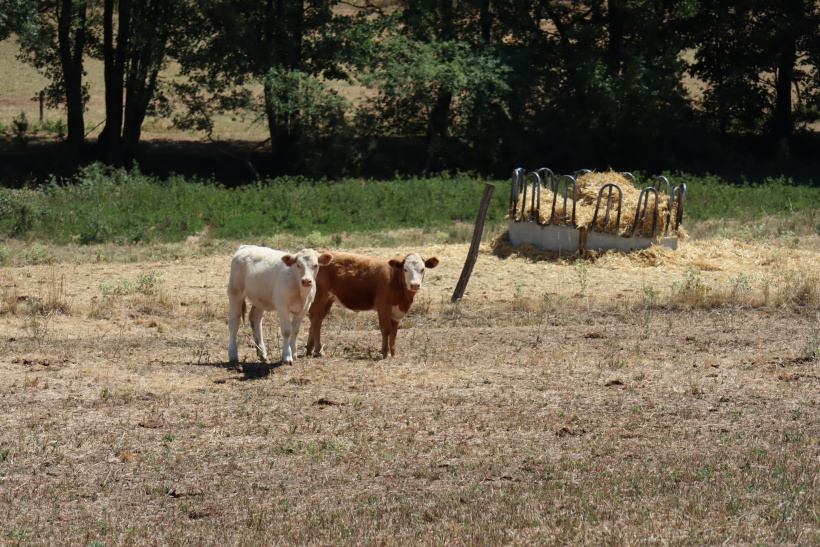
378;312;393;359
388;319;399;357
307;294;334;357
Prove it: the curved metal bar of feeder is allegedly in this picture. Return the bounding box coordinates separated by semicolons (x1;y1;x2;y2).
667;183;687;234
652;175;671;196
551;175;578;227
510;168;525;221
535;168;554;225
665;187;677;235
565;175;579;227
591;183;623;235
510;167;521;222
677;183;686;227
536;167;554;184
523;171;543;223
631;187;660;238
575;168;592;179
620;172;637;188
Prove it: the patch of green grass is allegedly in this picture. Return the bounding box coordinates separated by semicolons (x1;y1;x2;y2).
676;172;820;239
680;173;820;221
99;270;163;298
0;163;509;243
1;166;818;246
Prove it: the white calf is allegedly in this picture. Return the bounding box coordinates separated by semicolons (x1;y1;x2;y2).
227;246;333;364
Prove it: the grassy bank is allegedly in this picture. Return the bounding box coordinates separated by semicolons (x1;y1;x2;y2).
0;166;818;254
0;164;509;246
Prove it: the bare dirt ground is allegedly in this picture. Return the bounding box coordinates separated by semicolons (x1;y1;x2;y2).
2;237;820;544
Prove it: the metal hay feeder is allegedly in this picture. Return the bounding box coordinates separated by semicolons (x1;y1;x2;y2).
508;168;686;253
508;167;582;253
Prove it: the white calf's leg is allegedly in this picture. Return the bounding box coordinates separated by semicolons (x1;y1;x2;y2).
227;294;243;363
249;305;267;361
290;310;308;360
277;308;295;365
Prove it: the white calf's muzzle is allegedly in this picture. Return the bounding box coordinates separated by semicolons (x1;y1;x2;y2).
302;278;313;287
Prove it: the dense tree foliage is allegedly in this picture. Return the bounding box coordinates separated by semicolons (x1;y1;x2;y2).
689;0;820;144
172;0;355;174
1;0;819;178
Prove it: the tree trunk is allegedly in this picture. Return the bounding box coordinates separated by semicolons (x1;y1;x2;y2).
479;0;492;44
771;29;796;142
264;80;298;175
423;0;455;171
262;0;305;173
772;50;794;141
100;0;132;166
424;89;452;172
121;83;147;160
606;0;625;79
102;0;124;165
57;0;87;151
439;0;454;39
123;1;164;161
544;5;589;114
123;64;162;159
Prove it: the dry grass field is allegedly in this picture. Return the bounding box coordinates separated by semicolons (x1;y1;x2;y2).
2;234;820;545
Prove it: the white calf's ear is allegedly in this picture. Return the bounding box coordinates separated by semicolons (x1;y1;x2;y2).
282;254;297;267
425;257;440;269
318;253;333;266
388;259;403;270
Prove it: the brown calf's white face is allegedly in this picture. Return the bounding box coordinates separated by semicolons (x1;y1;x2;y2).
283;249;333;288
395;253;439;292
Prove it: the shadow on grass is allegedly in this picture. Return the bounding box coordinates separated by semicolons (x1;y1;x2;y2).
235;361;282;380
198;359;284;381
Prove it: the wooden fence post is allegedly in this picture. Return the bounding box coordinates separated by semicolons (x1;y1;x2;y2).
451;183;495;303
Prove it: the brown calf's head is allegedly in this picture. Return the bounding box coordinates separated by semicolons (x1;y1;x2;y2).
389;253;439;292
282;248;334;287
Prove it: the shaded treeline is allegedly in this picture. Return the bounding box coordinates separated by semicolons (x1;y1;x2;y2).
1;0;820;185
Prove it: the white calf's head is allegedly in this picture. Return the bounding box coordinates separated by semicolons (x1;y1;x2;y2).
390;253;439;292
282;249;333;288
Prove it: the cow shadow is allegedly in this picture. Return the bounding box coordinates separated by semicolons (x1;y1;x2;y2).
200;348;378;380
200;359;286;381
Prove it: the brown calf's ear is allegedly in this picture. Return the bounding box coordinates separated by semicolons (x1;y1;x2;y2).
388;259;403;270
281;254;297;267
318;253;333;266
425;257;439;269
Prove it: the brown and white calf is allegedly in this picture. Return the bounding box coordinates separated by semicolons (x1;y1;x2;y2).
306;252;439;358
228;246;333;364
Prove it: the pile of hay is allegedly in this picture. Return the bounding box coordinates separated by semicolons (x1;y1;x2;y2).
511;170;685;238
